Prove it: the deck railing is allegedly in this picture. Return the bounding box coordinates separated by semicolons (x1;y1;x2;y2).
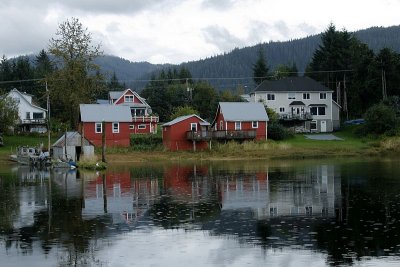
20;118;47;124
132;116;159;123
279;112;313;121
186;130;257;141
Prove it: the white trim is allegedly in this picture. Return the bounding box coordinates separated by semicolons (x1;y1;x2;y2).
235;121;241;130
190;123;197;131
112;122;119;133
252;121;258;128
95;122;102;133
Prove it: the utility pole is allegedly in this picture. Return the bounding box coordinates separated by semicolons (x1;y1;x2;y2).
186;78;193;101
46;80;51;152
382;69;387;100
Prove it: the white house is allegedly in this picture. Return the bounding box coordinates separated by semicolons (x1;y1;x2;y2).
6;88;47;133
249;77;341;133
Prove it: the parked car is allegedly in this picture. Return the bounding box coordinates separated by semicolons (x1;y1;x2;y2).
344;119;365;125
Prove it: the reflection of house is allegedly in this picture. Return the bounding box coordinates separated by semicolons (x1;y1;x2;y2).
52;131;94;161
218;165;341;219
249;77;340;132
162;114;211;151
82;171;160;223
98;88;159;134
79;104;132;147
212;102;269;141
6;88;47;133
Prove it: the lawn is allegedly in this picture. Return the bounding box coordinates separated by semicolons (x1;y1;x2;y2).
0;125;390;163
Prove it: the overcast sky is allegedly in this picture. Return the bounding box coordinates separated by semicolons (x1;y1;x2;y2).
0;0;399;64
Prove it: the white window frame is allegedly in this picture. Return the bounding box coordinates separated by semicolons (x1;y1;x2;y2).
310;120;317;131
288;92;295;99
124;95;134;102
138;124;146;129
279;107;285;113
320;93;327;99
235;121;241;130
252;121;258;128
190;123;197;132
129;124;134;130
112;122;119;133
303;93;310;100
95;122;102;133
267;93;275;101
219;120;223;130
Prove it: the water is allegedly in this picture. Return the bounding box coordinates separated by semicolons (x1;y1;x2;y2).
1;159;400;266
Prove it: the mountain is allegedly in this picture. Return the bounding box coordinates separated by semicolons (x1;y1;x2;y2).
97;25;400;91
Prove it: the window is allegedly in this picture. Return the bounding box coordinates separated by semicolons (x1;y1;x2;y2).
305;206;313;216
129;124;134;129
303;93;310;99
252;121;258;128
310;120;317;131
279;107;285;113
26;112;30;119
320;93;327;99
267;94;275;100
131;108;145;117
219;120;223;130
138;124;146;129
33;112;43;119
270;207;278;216
95;122;102;133
190;123;197;132
288;93;295;99
112;122;119;133
310;106;325;116
235;121;241;130
124;95;134;102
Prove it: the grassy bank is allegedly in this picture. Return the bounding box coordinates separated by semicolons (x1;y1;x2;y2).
0;126;397;164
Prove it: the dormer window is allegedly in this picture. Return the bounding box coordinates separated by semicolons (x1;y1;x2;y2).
124;95;134;102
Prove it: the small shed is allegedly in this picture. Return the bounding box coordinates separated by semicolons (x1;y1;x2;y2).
52;131;94;161
162;114;211;151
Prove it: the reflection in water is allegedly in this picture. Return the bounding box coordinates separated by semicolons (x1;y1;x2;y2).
1;160;400;266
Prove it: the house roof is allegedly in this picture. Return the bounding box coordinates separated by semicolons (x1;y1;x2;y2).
217;102;269;122
52;131;93;147
80;104;132;122
109;88;150;107
7;88;47;111
289;101;305;106
162;114;210;127
96;99;109;104
254;76;332;93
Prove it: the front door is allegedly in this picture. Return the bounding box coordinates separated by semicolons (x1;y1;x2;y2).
321;120;327;132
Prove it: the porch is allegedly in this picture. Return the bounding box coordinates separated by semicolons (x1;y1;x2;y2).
186;130;257;141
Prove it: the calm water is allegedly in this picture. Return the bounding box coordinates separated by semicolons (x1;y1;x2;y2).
1;159;400;266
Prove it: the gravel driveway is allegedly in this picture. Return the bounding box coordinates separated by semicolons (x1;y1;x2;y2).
304;134;344;141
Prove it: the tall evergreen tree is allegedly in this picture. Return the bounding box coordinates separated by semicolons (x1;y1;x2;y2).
252;46;269;85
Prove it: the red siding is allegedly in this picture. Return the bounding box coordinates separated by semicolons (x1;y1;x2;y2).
214;108;267;140
115;91;143;105
163;116;209;151
83;122;131;147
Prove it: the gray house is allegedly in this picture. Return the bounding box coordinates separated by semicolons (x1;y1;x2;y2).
249;77;341;133
52;131;94;162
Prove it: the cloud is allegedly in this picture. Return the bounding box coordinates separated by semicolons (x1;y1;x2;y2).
202;25;245;52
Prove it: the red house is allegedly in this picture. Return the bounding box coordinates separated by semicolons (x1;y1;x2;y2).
212;102;269;141
100;88;159;134
79;104;132;147
162;114;211;151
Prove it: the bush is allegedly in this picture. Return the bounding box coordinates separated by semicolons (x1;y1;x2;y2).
130;134;163;150
268;122;293;140
364;103;397;135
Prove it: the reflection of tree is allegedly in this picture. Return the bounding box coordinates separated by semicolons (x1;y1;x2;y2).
149;195;221;228
0;175;20;232
315;179;400;266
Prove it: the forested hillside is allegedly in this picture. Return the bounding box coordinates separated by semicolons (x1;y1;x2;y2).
96;25;400;92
